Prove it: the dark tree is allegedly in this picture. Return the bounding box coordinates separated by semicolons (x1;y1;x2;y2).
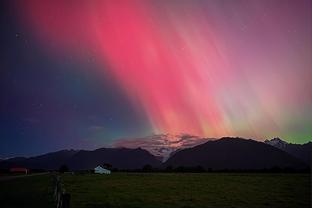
165;166;173;172
142;164;153;172
59;165;69;173
103;163;112;170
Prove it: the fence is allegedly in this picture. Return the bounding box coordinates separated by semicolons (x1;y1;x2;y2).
53;175;71;208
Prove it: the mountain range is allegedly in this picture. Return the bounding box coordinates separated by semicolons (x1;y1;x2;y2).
0;137;310;171
264;137;311;165
164;137;308;170
0;148;160;170
113;133;208;161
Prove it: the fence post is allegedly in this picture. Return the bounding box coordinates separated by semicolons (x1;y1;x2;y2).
53;174;70;208
61;193;71;208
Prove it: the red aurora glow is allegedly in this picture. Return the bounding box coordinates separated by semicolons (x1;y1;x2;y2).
17;0;312;140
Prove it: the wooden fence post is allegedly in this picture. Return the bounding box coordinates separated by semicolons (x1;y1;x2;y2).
53;174;70;208
61;193;71;208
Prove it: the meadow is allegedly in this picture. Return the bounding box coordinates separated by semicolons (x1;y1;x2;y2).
0;173;310;208
0;174;54;208
63;173;310;208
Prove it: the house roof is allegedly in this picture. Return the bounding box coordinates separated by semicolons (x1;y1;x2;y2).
94;166;110;171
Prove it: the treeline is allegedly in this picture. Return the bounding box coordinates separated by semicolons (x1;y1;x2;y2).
55;164;310;174
1;165;309;174
125;165;310;173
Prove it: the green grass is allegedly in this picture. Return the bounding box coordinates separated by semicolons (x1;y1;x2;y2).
0;173;29;177
0;174;54;208
0;173;309;208
62;173;311;208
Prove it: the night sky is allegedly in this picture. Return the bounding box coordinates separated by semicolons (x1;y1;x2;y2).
1;0;311;158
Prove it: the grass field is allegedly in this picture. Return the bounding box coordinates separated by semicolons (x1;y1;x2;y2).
0;173;310;208
0;174;54;208
62;173;310;208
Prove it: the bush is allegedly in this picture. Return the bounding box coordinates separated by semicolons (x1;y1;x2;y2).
59;165;69;173
142;164;153;172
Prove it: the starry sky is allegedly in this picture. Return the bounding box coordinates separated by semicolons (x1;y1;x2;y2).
1;0;311;157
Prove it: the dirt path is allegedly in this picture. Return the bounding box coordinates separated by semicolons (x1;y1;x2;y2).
0;172;49;181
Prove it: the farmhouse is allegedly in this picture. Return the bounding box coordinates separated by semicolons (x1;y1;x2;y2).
94;166;111;174
10;167;29;174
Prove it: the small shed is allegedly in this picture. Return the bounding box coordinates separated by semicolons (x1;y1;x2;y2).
94;166;111;174
10;167;29;174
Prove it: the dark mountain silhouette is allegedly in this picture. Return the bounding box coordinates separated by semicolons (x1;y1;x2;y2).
6;157;27;162
0;150;77;170
0;148;161;170
26;150;78;169
164;137;308;170
67;147;161;170
113;133;207;162
1;137;309;171
168;148;183;159
265;138;312;166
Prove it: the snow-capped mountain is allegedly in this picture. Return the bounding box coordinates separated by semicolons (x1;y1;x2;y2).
264;137;288;149
264;137;312;165
113;133;209;162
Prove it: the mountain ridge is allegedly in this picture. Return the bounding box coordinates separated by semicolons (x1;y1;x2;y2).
164;137;308;170
265;137;312;165
0;137;310;171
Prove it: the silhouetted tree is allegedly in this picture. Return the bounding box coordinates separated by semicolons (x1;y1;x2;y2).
175;166;186;172
59;165;69;173
194;165;205;172
103;163;112;170
142;164;153;172
165;166;173;172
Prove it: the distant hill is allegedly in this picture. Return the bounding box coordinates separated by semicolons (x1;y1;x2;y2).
164;137;308;170
265;138;312;166
5;157;27;162
0;148;161;171
67;148;161;170
0;150;78;170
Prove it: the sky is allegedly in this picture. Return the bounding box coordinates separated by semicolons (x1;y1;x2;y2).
0;0;311;157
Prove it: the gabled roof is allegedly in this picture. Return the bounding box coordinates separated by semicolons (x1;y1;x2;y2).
94;165;110;171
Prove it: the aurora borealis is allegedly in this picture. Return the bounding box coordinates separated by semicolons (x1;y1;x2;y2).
1;0;311;157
